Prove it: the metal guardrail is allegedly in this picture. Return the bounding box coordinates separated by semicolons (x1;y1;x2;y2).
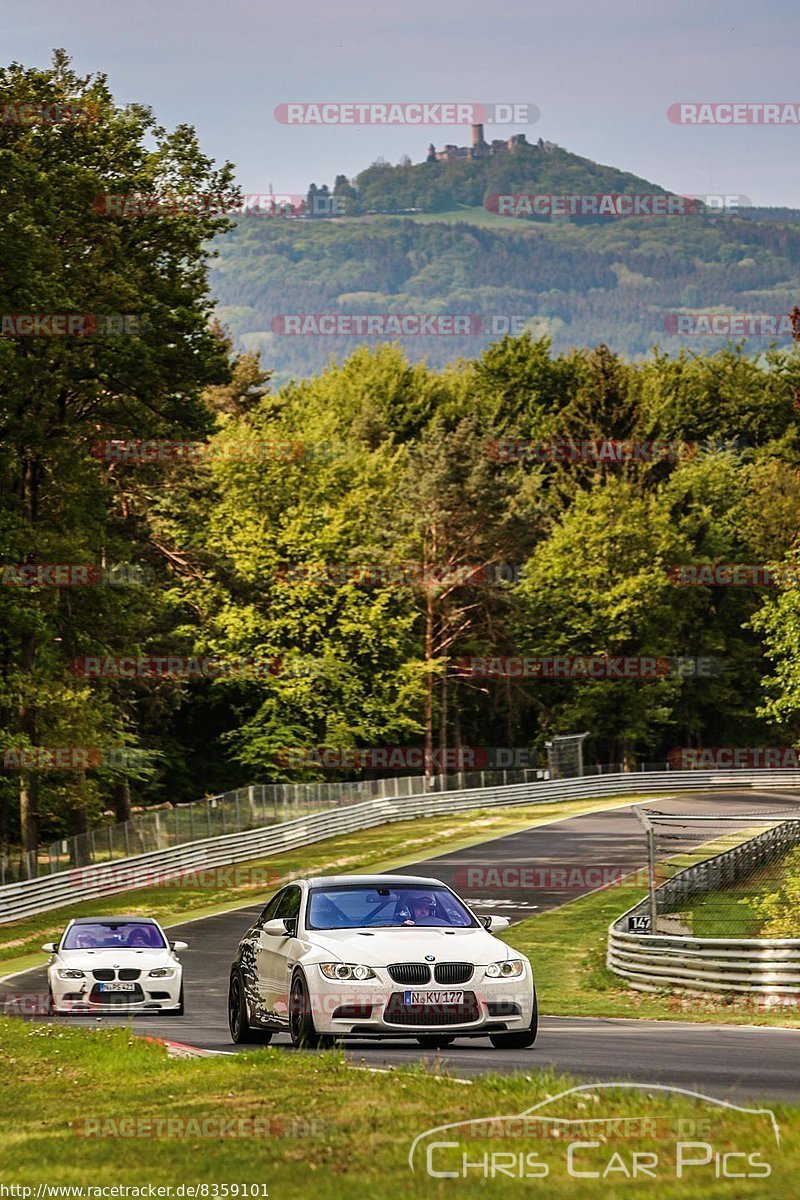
2;767;799;926
608;817;800;996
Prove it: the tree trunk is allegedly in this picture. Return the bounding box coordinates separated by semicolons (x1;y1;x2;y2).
424;593;435;790
18;458;40;876
439;668;448;786
18;629;38;877
112;780;132;824
68;793;91;868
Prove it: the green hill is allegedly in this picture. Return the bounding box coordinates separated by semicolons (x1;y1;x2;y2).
210;143;800;381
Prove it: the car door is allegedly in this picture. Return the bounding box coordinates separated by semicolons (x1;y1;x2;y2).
239;890;285;1026
255;884;302;1026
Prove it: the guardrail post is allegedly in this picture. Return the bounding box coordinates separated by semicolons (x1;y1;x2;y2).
635;806;659;933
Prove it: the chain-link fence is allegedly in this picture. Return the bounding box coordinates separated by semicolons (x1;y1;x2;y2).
636;808;800;937
4;764;557;883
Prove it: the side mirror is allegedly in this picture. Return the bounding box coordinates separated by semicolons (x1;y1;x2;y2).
262;918;292;938
42;942;57;954
481;915;510;932
171;941;188;952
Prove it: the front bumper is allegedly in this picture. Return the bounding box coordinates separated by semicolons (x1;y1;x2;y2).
49;971;182;1014
308;969;534;1037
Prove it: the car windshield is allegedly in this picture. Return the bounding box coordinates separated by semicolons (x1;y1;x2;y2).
62;922;166;951
306;885;477;930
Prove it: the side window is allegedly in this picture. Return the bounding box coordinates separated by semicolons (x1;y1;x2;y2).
259;890;286;924
275;886;301;921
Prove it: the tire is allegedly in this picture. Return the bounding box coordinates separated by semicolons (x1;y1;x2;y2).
228;970;272;1045
289;973;332;1050
489;990;538;1049
47;988;56;1017
416;1035;455;1050
170;984;185;1017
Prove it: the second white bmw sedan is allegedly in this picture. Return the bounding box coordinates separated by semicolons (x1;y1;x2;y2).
228;874;537;1049
44;917;187;1015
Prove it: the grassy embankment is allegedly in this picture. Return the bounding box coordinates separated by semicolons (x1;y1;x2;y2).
0;1018;793;1195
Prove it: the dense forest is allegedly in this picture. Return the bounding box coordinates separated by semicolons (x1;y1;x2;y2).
3;56;800;871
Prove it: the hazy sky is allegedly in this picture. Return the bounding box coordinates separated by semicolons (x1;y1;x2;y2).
5;0;800;205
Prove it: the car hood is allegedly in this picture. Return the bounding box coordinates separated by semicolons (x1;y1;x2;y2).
305;926;515;964
56;948;175;968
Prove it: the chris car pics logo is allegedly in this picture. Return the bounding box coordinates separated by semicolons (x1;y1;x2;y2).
409;1083;779;1181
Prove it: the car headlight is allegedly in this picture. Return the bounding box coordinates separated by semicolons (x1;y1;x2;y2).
148;968;177;979
56;969;85;980
319;963;377;981
485;959;524;978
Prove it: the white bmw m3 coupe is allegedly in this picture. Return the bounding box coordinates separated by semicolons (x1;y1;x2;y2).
228;874;537;1049
44;917;187;1015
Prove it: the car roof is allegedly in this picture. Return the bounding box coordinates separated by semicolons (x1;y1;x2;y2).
67;916;159;925
304;874;443;888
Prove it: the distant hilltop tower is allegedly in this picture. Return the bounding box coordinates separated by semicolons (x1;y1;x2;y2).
426;124;532;162
472;123;488;150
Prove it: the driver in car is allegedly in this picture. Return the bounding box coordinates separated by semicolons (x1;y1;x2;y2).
402;892;445;925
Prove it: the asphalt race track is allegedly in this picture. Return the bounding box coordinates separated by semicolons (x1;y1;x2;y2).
4;790;800;1103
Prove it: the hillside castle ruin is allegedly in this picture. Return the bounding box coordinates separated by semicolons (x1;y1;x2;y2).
426;123;556;163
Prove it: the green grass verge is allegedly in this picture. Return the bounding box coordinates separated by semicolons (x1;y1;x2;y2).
0;793;655;978
0;1018;794;1195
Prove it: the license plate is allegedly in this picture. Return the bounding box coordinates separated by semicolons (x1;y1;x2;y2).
404;990;463;1005
98;982;136;993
